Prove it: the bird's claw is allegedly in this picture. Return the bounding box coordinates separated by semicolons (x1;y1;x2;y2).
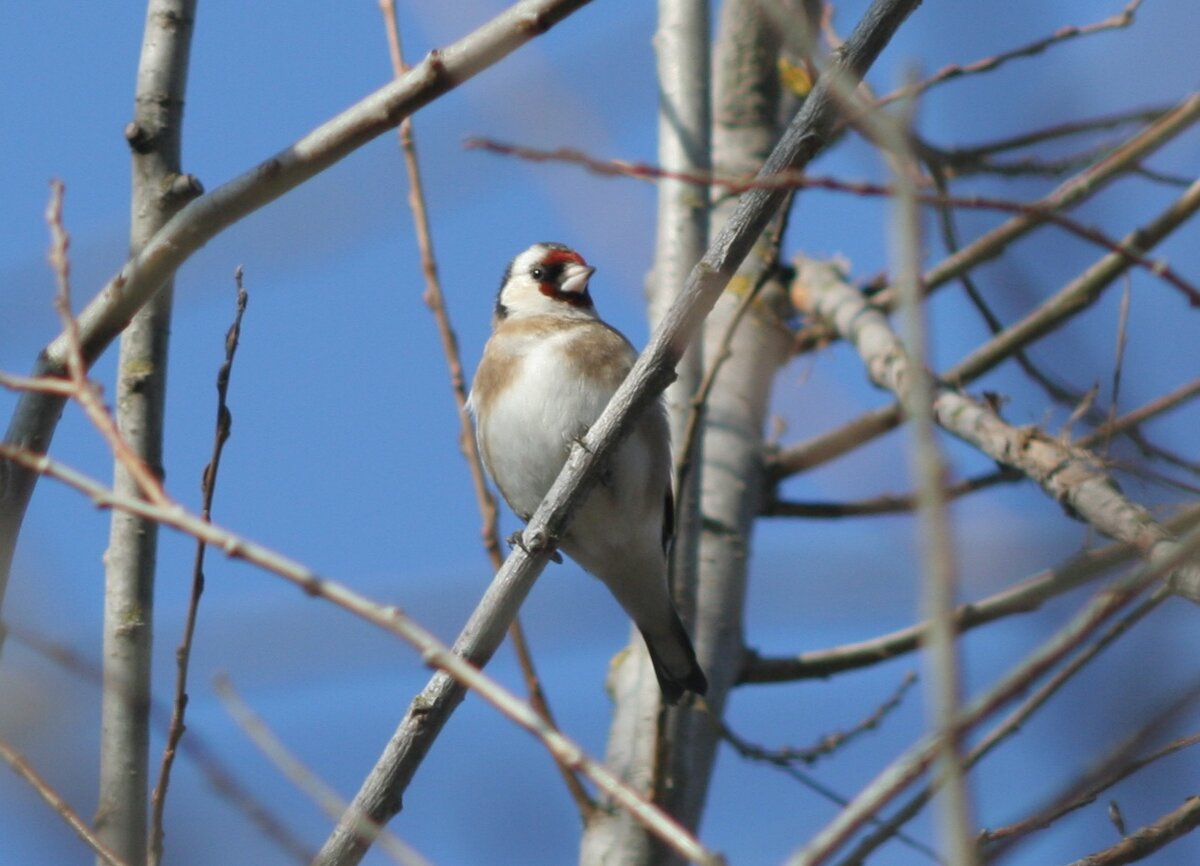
506;528;562;563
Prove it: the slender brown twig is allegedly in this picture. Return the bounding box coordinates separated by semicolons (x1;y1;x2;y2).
46;181;168;508
872;1;1143;110
214;675;430;866
0;737;132;866
465;138;1199;305
983;728;1200;852
4;622;312;862
931;105;1173;166
377;0;591;819
148;270;249;866
0;442;721;866
765;468;1020;518
835;587;1169;865
726;672;918;765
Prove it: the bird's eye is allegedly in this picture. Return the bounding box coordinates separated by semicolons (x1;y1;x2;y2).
530;266;545;281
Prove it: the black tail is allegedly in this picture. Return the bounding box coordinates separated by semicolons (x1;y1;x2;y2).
640;610;708;705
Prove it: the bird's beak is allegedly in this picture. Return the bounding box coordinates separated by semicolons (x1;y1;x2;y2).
560;263;595;296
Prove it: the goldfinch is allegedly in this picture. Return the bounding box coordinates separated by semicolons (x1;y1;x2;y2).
468;242;707;704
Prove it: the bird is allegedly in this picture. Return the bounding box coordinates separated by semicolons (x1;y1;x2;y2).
468;242;708;704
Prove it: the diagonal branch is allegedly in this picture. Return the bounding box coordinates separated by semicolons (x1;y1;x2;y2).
376;0;591;820
742;503;1200;682
0;737;133;866
1061;796;1200;866
784;527;1200;866
0;441;722;866
795;257;1200;601
0;0;596;656
771;172;1200;480
316;2;923;863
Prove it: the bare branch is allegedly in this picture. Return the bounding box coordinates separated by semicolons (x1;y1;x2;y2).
0;737;132;866
1060;797;1200;866
0;0;596;656
0;441;722;866
148;271;248;866
376;0;591;821
214;675;431;866
872;1;1143;109
771;174;1200;481
765;468;1020;518
784;527;1200;866
724;672;917;765
795;257;1200;600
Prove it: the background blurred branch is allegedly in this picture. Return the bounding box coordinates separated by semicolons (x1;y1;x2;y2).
377;0;591;821
0;0;596;659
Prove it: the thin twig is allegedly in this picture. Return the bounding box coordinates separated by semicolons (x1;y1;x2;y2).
742;503;1200;682
0;737;133;866
872;1;1143;109
465;138;1199;304
214;675;431;866
982;727;1200;852
376;0;591;820
1104;279;1133;459
724;672;917;765
45;182;167;508
4;622;312;862
932;105;1173;164
765;468;1020;518
784;528;1200;866
148;271;249;866
0;442;721;866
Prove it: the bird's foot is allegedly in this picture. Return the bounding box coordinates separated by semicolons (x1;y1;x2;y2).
507;528;562;563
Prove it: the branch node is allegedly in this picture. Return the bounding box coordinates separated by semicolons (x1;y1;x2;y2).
124;121;153;153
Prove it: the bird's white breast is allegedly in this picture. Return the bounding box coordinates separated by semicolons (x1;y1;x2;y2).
475;323;632;520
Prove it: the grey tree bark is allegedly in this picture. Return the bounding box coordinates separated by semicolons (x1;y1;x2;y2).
580;1;919;863
94;4;197;865
0;0;595;659
579;0;710;859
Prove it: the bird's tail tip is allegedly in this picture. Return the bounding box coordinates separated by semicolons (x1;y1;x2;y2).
642;620;708;705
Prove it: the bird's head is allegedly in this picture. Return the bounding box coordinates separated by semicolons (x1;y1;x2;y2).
493;242;596;322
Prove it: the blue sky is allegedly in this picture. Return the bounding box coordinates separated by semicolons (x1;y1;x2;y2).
1;1;1198;864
